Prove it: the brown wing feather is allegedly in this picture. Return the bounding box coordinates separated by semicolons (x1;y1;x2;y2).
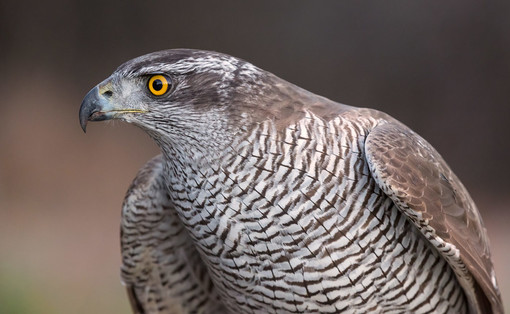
364;122;503;314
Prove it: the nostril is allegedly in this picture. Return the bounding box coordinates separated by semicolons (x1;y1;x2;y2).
103;90;113;98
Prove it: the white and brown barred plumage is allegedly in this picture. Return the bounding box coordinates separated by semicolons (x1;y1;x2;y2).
79;49;504;313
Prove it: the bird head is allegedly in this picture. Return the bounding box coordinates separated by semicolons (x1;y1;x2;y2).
80;50;279;147
79;49;330;162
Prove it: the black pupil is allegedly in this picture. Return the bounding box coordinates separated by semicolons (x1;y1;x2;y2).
152;79;163;91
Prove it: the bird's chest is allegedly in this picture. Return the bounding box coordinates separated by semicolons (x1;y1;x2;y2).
163;117;462;313
165;117;376;259
165;118;385;306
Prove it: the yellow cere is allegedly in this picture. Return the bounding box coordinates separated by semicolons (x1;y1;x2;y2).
148;75;169;96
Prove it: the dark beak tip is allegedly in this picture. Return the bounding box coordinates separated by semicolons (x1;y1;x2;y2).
79;86;100;134
79;109;90;133
79;109;89;133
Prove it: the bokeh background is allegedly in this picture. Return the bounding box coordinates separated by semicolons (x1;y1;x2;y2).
1;1;509;313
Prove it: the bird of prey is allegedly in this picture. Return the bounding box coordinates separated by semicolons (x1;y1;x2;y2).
79;49;503;314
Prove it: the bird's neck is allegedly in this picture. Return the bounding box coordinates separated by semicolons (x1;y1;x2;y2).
151;112;252;183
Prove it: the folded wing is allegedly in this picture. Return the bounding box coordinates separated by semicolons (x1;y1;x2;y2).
364;122;503;314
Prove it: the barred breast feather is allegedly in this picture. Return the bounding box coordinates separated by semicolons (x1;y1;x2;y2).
121;155;225;314
159;109;471;313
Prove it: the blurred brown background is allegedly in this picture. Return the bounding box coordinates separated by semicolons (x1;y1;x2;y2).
0;1;509;313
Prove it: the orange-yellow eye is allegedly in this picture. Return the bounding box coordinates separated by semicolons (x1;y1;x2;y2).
148;75;170;96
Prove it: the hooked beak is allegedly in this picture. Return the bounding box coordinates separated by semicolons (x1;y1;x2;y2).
79;86;115;133
79;84;146;133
